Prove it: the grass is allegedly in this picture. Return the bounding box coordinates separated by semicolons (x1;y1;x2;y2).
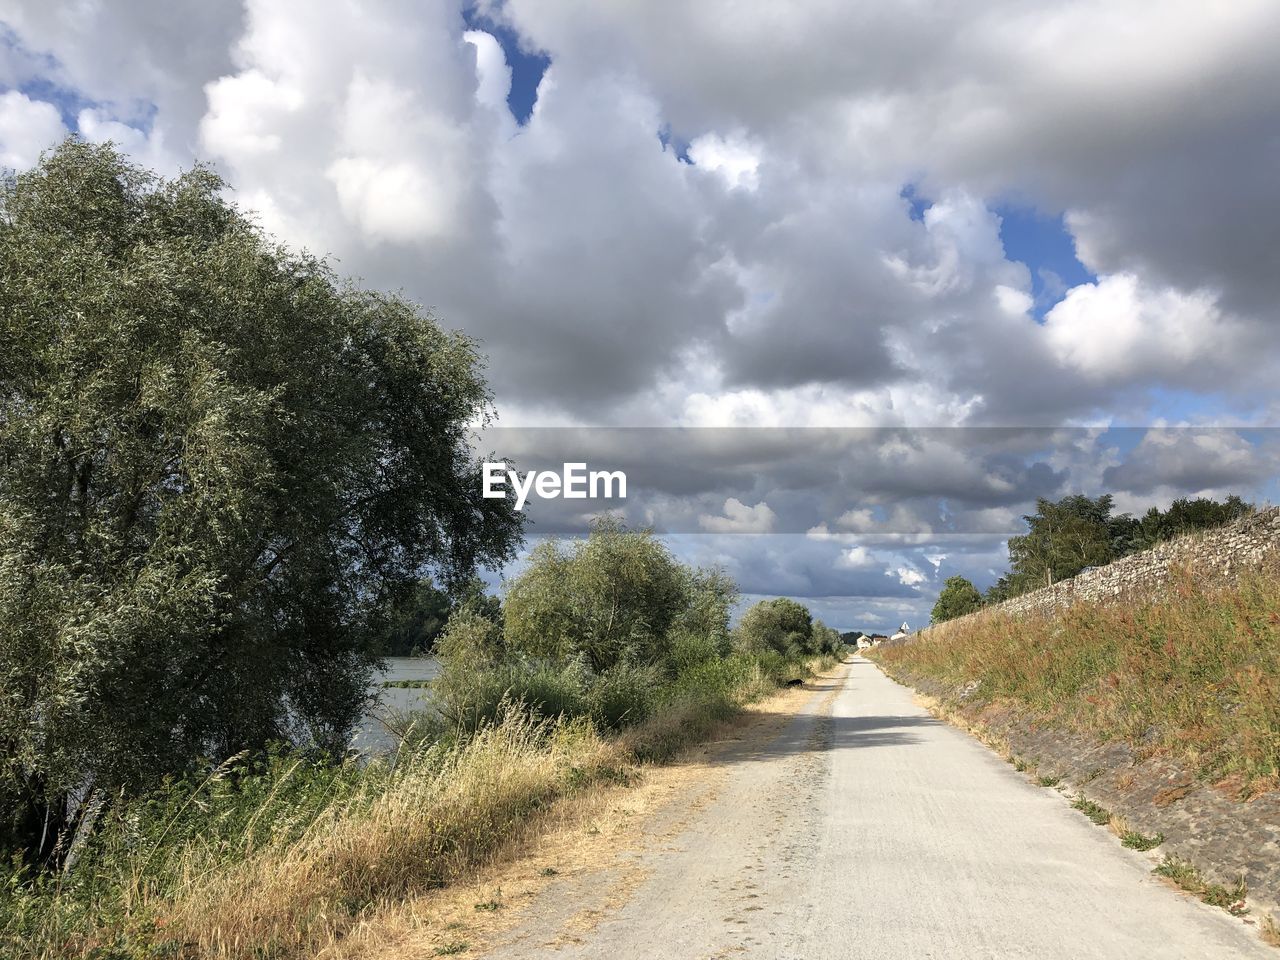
1071;796;1112;825
1036;775;1061;787
869;564;1280;792
1120;830;1165;852
1262;914;1280;948
1154;856;1249;915
1;652;832;959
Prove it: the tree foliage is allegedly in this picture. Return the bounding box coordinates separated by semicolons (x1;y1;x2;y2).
734;597;814;657
931;576;984;624
0;141;521;864
501;519;728;672
992;492;1253;602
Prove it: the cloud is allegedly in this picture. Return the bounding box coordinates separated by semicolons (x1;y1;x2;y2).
1102;429;1277;497
688;131;759;190
1043;273;1242;385
6;0;1280;615
699;497;777;534
0;91;67;169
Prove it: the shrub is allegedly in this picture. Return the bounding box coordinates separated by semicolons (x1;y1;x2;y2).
588;662;665;730
734;597;813;657
433;660;589;731
502;520;691;671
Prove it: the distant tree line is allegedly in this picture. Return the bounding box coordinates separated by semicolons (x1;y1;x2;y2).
931;494;1254;624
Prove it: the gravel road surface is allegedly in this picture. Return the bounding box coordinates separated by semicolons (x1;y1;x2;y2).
482;656;1270;959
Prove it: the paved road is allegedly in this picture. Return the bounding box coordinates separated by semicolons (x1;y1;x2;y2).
486;657;1270;959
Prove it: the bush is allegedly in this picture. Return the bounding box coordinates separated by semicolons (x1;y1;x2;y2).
502;520;690;671
433;660;589;731
588;662;665;730
734;597;814;657
435;607;505;671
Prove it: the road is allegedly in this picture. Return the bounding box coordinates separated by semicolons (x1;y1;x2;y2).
482;656;1271;959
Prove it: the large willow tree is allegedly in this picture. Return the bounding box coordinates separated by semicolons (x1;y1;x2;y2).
0;141;522;864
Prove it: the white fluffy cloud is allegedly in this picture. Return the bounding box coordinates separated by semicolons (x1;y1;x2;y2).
4;1;1280;625
1044;274;1241;385
0;90;66;169
699;498;778;534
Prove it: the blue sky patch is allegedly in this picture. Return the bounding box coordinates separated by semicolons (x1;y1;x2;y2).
996;204;1095;319
462;6;549;126
899;183;929;223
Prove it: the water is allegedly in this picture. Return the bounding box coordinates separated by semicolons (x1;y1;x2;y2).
350;656;441;754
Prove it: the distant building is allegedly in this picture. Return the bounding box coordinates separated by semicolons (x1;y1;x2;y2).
889;621;911;643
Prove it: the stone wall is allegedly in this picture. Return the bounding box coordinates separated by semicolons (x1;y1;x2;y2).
921;505;1280;636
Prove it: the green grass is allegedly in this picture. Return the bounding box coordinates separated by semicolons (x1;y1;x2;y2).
1155;856;1248;914
1071;796;1111;825
1036;775;1061;787
1121;830;1165;851
869;564;1280;791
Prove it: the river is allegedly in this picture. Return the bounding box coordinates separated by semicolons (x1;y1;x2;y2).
350;656;441;754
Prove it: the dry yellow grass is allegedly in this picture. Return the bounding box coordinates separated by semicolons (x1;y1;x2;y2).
105;661;841;959
148;712;624;958
876;564;1280;791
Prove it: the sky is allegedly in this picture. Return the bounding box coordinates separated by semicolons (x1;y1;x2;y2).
2;1;1278;631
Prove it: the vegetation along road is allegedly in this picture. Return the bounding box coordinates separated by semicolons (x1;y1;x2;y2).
481;657;1271;960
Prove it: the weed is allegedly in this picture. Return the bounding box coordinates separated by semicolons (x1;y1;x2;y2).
1261;914;1280;948
1036;775;1061;788
1120;830;1165;851
539;867;559;877
1155;857;1248;914
1072;796;1111;825
433;942;470;956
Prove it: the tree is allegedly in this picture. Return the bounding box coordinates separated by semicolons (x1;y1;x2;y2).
809;619;845;655
734;597;813;657
1007;495;1120;591
931;576;984;624
372;581;452;656
0;141;522;865
501;519;694;672
1125;496;1253;553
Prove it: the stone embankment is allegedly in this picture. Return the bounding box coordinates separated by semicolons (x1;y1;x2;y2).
931;506;1280;634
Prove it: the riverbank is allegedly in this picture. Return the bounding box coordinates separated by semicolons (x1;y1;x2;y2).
1;653;841;959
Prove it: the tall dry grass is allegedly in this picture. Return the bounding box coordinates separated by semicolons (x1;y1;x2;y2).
871;564;1280;789
5;652;812;959
159;712;622;958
